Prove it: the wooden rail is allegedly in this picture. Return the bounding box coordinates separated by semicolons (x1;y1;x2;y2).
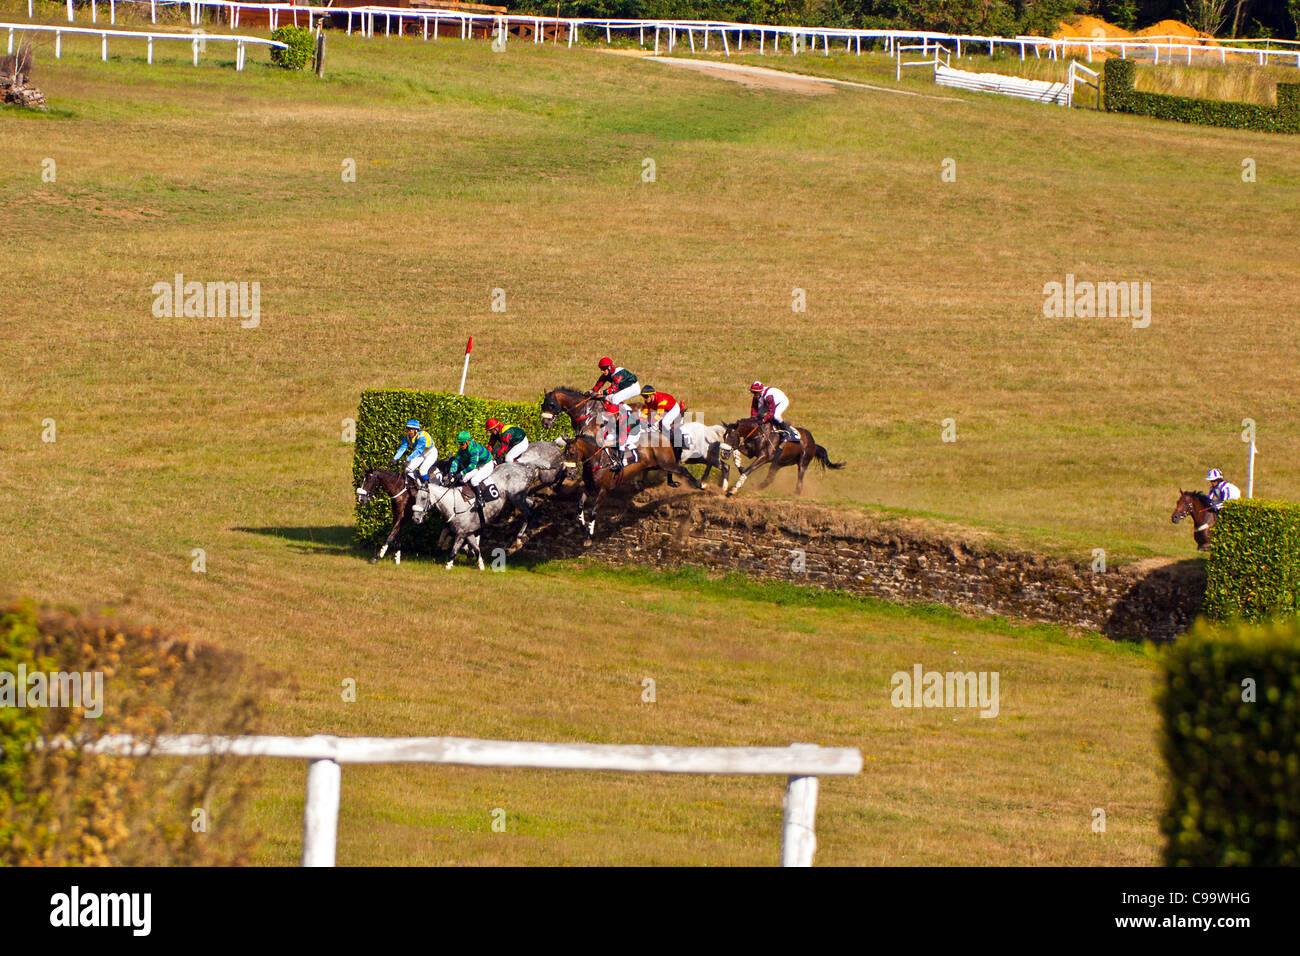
75;734;863;866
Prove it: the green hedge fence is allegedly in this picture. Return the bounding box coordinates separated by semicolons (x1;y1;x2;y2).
1205;499;1300;623
1103;57;1300;134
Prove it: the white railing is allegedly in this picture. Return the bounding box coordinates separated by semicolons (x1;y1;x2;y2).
75;733;863;866
1068;60;1099;109
5;20;284;69
38;2;1300;69
895;40;949;81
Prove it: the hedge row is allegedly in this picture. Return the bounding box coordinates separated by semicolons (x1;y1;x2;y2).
351;389;571;551
1205;499;1300;622
270;26;315;71
1103;58;1300;134
1159;617;1300;865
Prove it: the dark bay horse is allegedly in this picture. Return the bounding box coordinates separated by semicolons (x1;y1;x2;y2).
722;418;843;496
541;387;604;438
1172;490;1217;550
563;434;703;541
356;468;417;564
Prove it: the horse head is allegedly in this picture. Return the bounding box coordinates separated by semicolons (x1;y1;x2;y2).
540;389;562;428
1171;489;1196;524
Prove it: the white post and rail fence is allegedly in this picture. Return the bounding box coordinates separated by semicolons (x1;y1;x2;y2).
74;733;863;866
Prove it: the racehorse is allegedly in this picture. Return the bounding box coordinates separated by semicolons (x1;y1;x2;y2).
722;418;843;496
540;387;604;438
356;468;418;564
1171;490;1217;550
679;420;736;491
422;462;539;569
563;433;703;541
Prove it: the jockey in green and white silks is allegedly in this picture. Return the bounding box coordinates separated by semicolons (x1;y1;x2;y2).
593;357;641;405
393;419;436;484
449;431;494;485
449;430;495;523
1206;468;1241;510
486;418;529;464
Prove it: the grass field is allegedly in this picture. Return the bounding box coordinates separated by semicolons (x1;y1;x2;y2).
3;8;1297;864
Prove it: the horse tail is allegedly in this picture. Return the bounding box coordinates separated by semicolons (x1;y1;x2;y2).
814;444;845;470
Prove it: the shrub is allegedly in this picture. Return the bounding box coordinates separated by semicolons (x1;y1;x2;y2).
352;389;572;552
1205;499;1300;622
0;601;265;865
1103;57;1300;134
270;26;315;71
1159;617;1300;865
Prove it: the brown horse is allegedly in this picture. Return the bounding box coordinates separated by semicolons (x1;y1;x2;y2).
563;433;703;540
1172;490;1217;550
723;418;843;496
541;387;604;438
356;468;418;564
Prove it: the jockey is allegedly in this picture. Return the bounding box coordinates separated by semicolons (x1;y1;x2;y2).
591;357;641;405
486;418;529;464
750;381;796;444
448;430;495;523
392;419;436;485
639;384;683;452
599;400;641;469
1206;468;1242;510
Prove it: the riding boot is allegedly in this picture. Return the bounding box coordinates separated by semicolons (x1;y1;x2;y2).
473;485;488;528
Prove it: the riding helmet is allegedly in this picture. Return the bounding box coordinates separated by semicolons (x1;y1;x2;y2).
640;385;655;398
750;381;763;392
599;357;613;369
456;430;472;444
485;418;502;432
1206;468;1223;482
406;419;421;429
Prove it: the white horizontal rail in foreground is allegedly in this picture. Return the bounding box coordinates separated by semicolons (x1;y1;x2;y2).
44;2;1300;69
80;734;863;866
4;20;283;70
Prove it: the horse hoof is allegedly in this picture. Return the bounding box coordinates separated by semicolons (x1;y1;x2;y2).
369;557;379;565
444;561;454;570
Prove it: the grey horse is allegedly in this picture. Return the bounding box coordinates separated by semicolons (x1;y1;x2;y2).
416;463;539;569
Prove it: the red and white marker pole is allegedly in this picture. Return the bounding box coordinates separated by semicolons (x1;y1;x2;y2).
458;336;473;395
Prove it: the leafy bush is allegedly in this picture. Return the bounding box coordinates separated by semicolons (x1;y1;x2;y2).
270;26;315;71
1159;617;1300;865
1204;499;1300;622
0;601;265;865
352;389;572;552
1104;57;1300;133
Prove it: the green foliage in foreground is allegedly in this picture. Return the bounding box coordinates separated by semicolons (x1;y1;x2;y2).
1160;617;1300;865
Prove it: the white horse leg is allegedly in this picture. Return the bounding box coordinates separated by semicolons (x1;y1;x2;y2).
394;550;401;565
378;543;389;558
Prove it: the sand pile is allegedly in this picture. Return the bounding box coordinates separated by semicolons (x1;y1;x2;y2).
1048;16;1221;58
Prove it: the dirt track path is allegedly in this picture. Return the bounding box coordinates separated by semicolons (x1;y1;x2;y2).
605;50;965;101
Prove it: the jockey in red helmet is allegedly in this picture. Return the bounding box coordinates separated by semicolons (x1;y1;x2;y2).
750;381;796;445
592;357;641;405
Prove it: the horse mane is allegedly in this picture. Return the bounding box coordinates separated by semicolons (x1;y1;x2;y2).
1188;490;1213;506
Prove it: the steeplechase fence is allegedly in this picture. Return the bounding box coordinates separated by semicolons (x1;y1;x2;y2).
30;0;1300;70
74;734;863;866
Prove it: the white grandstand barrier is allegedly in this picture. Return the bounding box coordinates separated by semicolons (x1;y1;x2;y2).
68;733;862;866
4;21;284;69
